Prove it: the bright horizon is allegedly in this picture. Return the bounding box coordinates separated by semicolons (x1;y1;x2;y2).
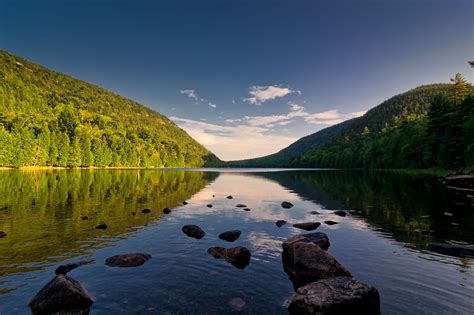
2;0;473;160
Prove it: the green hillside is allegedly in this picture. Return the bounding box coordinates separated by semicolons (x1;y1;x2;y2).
0;50;219;168
228;79;474;170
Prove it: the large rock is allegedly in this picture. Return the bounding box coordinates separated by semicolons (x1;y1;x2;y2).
282;240;351;287
219;230;241;242
293;222;321;231
208;246;251;269
105;253;151;267
282;232;330;251
281;201;294;209
182;224;206;239
288;277;380;315
29;275;94;314
428;243;474;258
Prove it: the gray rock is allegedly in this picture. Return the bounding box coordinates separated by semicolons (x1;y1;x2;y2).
293;222;321;231
105;253;151;267
208;246;251;269
282;232;330;251
29;275;94;314
281;201;294;209
288;277;380;315
182;224;206;239
282;240;351;287
219;230;241;242
333;210;347;217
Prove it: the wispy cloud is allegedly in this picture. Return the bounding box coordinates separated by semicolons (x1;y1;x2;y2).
180;89;198;100
243;85;300;105
208;102;217;108
171;117;296;160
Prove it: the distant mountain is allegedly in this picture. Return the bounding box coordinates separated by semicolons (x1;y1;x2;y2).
228;83;473;169
0;50;220;167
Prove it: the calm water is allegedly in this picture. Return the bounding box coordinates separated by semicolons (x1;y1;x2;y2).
0;169;473;314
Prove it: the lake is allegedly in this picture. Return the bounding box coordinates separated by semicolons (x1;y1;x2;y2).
0;169;473;314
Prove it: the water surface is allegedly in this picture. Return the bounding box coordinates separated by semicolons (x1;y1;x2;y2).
0;169;473;314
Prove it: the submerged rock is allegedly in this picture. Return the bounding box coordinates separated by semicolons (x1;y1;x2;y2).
208;246;251;269
334;210;347;217
142;208;151;214
235;204;247;208
219;230;241;242
282;232;330;252
229;297;247;311
0;231;6;238
293;222;321;231
282;239;350;287
105;253;152;267
288;277;380;315
428;243;474;258
163;207;171;214
29;275;94;315
55;259;94;275
276;220;287;228
324;220;339;225
95;223;108;230
281;201;294;209
226;195;233;199
182;224;206;239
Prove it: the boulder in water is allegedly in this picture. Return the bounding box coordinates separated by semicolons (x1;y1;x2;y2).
105;253;152;267
29;275;94;315
182;225;206;239
281;201;294;209
334;210;347;217
288;277;380;315
142;208;151;214
163;208;171;214
0;231;6;238
95;223;107;230
208;246;251;269
219;230;241;242
324;220;339;225
276;220;287;227
293;222;321;231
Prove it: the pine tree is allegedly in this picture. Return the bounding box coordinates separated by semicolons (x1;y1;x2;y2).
449;73;470;105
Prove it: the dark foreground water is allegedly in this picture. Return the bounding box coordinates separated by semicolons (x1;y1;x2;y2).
0;169;473;314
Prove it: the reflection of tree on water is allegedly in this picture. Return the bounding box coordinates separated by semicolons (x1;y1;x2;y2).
251;170;474;247
0;169;218;277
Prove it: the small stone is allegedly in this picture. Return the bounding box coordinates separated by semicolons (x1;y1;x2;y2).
309;211;320;215
226;195;233;199
0;231;6;238
324;220;339;225
281;201;294;209
219;230;241;242
207;204;213;208
276;220;287;227
163;208;171;214
105;253;152;267
131;212;136;216
182;201;188;205
334;210;347;217
95;223;108;230
182;225;206;239
229;297;247;311
235;204;247;208
293;222;321;231
243;208;251;211
80;216;89;220
142;208;151;214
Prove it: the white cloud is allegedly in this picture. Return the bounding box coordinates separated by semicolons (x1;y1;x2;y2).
303;109;365;125
171;117;296;160
243;85;298;105
208;102;217;108
180;89;198;100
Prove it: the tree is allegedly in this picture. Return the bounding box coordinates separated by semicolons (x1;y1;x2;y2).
449;73;470;105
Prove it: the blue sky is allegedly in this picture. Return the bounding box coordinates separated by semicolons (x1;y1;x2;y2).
1;0;473;160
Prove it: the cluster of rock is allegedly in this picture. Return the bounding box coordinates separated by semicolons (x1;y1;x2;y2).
282;232;380;314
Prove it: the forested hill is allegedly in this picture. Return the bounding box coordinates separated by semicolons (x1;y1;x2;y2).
228;78;474;170
0;50;220;168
